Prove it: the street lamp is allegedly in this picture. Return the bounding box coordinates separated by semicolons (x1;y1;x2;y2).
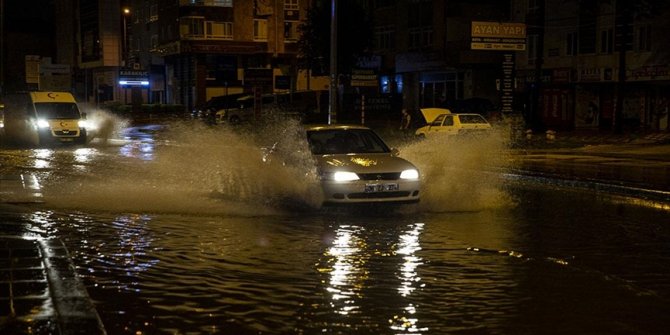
122;7;131;67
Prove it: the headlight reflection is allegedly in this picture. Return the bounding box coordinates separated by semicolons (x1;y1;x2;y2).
324;225;368;315
390;222;428;334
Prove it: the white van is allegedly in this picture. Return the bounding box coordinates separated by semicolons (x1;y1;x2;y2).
3;92;93;146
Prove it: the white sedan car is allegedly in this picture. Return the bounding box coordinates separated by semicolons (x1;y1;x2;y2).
305;124;420;205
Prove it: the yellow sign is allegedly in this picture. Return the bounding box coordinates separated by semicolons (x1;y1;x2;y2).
472;21;526;38
471;21;526;51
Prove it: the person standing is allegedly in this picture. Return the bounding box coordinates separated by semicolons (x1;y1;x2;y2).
400;109;412;136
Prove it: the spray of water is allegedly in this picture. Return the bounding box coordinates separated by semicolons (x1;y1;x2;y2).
44;117;323;216
398;129;514;212
43;109;513;215
85;109;130;145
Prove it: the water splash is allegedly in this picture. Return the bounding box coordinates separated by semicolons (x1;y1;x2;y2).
398;129;514;212
43;118;323;215
83;108;130;145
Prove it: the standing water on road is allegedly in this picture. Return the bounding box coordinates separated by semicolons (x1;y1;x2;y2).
3;119;670;334
39;119;512;215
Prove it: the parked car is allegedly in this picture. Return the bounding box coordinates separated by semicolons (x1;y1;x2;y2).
415;108;491;137
192;93;249;123
216;90;326;125
303;124;421;205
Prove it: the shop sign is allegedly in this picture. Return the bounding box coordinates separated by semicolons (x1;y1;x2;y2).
578;68;601;82
471;21;526;51
629;65;670;81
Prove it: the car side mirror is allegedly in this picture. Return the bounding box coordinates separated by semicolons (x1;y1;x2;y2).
391;148;400;157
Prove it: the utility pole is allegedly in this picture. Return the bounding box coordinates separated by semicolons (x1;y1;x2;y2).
614;0;633;134
328;0;338;124
1;0;4;96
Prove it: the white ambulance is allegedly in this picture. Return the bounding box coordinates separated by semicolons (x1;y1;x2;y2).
3;91;93;146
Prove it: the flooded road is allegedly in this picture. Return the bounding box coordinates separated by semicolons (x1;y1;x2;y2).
2;120;670;334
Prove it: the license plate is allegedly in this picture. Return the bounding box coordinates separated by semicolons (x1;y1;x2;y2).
365;183;399;193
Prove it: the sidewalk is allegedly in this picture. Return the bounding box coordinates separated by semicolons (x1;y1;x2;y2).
1;174;106;334
510;130;670;198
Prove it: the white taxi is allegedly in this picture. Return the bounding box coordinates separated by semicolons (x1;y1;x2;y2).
415;108;491;137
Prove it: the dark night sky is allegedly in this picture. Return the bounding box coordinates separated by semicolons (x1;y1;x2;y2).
5;0;55;33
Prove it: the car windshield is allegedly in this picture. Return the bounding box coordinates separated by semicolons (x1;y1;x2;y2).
34;102;80;119
459;114;488;124
307;129;390;155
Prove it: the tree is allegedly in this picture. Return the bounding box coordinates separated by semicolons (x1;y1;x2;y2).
297;0;372;77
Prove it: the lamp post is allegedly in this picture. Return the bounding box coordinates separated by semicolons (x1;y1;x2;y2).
122;7;130;67
328;0;338;124
1;0;4;95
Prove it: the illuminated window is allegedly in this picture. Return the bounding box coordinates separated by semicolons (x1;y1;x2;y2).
284;21;299;41
284;0;298;10
254;19;268;41
206;21;233;39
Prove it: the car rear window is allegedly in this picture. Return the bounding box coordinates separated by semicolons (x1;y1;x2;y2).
458;114;488;124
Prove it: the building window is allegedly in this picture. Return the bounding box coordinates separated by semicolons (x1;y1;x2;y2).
180;17;205;38
528;34;538;65
284;0;298;11
409;26;432;50
600;29;613;54
638;25;651;51
206;21;233;39
528;0;539;13
284;21;299;42
149;4;158;22
567;32;578;55
374;25;395;50
150;34;158;50
254;19;268;41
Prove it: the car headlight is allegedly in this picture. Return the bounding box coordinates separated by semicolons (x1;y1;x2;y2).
332;171;360;182
400;169;419;180
37;119;50;128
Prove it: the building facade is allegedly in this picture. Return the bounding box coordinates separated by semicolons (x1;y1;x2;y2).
513;0;670;131
129;0;318;110
369;0;511;114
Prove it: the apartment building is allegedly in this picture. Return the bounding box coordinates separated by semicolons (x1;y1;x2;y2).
369;0;511;112
129;0;316;109
513;0;670;131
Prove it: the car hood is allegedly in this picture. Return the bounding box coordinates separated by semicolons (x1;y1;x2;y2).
420;108;451;123
314;153;417;174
